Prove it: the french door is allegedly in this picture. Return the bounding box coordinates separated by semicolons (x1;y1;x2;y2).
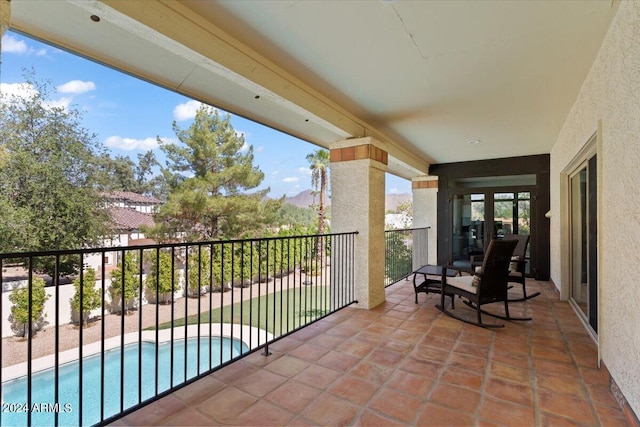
451;188;534;274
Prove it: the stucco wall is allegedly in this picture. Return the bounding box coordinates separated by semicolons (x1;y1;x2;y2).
550;0;640;416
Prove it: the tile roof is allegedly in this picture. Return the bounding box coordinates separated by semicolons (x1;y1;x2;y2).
109;207;155;231
102;191;162;205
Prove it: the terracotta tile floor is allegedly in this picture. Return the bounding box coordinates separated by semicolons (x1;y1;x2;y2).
114;279;631;426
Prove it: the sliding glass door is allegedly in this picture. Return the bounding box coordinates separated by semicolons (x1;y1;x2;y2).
569;155;598;333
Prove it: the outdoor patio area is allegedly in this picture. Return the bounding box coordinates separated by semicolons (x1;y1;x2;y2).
110;279;630;426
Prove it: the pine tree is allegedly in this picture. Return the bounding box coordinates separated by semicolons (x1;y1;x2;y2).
148;106;282;241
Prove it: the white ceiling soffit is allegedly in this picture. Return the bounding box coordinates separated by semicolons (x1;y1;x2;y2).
186;0;618;164
8;0;618;178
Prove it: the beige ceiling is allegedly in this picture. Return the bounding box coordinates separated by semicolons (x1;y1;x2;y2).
8;0;618;178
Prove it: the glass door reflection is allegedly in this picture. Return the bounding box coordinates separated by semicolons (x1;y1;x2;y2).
451;193;485;262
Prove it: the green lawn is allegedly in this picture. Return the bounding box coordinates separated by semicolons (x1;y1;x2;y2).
154;285;330;336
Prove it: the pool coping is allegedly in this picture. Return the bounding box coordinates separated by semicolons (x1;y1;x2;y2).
1;323;270;383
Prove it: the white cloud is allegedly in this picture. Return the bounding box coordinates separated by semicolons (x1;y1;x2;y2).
173;100;204;121
1;35;28;54
271;171;280;175
57;80;96;94
283;177;299;183
1;82;71;110
256;146;264;152
1;35;48;56
105;135;161;151
388;187;399;194
298;167;311;175
43;97;72;110
0;82;37;99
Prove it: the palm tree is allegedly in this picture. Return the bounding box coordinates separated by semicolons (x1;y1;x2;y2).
306;149;330;262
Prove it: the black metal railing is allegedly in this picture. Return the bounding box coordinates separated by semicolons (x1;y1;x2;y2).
384;227;429;287
0;232;357;426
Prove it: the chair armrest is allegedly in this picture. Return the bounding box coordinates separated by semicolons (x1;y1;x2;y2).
470;255;485;264
509;258;527;274
441;265;466;278
469;255;484;270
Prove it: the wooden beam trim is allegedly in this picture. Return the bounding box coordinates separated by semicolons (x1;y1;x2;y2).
330;144;388;165
412;180;438;189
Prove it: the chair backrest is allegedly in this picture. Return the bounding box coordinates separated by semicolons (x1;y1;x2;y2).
477;239;518;302
502;233;530;260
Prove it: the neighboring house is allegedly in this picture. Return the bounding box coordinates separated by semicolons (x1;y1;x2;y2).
85;192;162;274
101;191;162;214
107;205;156;247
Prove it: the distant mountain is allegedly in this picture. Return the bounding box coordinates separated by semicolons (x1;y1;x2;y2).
284;189;317;209
283;189;411;212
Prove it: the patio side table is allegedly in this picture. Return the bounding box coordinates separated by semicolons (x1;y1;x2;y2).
412;264;459;305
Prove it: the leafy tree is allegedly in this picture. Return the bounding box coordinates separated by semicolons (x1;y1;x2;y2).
98;150;165;197
277;204;317;228
0;196;36;251
145;250;178;303
306;149;329;260
148;106;282;241
384;232;412;284
71;267;101;326
9;277;49;337
98;154;138;192
389;200;413;229
136;151;157;188
518;200;531;234
0;75;109;275
109;252;140;315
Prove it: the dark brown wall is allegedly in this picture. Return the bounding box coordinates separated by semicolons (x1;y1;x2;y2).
430;154;550;280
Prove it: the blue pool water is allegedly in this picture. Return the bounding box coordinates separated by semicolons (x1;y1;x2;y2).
1;336;247;426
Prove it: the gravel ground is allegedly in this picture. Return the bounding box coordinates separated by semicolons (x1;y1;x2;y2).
1;269;324;368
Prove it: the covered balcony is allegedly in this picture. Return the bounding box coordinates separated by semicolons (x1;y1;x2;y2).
112;279;629;426
2;0;640;426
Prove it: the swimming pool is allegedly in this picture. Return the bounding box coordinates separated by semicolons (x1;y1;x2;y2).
1;336;248;426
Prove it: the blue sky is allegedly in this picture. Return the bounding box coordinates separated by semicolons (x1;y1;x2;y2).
1;30;410;199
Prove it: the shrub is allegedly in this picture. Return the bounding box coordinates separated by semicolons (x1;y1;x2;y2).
145;250;178;303
9;277;49;337
109;252;140;315
186;246;212;296
71;267;101;325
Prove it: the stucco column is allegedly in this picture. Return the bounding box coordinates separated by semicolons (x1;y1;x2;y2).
412;176;438;266
330;137;387;310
